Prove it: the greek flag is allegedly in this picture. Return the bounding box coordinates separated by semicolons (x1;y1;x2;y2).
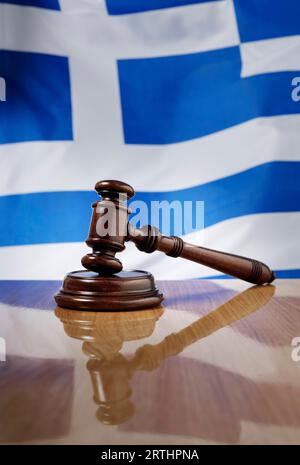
0;0;299;280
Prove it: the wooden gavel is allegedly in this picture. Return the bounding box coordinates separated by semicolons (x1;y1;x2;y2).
82;180;275;285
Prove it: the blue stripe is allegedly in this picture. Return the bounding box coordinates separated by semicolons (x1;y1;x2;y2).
0;0;60;9
106;0;218;15
200;269;300;280
118;46;300;144
0;161;299;246
234;0;300;42
0;191;97;247
0;50;72;144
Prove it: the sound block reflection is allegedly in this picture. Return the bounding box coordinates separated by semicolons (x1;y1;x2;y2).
54;270;163;311
55;305;164;425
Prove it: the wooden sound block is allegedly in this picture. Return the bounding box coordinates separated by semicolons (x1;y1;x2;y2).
54;270;163;311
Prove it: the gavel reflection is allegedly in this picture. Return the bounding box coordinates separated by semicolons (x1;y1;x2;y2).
55;284;275;425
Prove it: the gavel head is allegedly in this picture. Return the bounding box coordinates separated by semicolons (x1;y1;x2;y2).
81;180;134;274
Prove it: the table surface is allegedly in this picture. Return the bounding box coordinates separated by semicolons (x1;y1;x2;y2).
0;278;299;445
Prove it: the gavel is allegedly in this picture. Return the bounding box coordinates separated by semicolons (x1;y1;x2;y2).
82;180;275;285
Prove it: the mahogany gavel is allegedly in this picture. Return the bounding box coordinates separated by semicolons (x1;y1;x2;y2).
82;180;275;285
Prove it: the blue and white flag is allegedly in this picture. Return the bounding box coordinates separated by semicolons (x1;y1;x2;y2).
0;0;299;280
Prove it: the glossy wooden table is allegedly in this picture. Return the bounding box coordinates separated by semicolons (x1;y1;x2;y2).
0;278;299;445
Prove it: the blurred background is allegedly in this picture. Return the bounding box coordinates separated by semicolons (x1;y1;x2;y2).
0;0;299;280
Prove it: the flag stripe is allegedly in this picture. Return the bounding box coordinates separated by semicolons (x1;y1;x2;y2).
0;0;60;9
1;115;299;196
0;0;239;59
234;0;300;42
107;0;239;59
0;212;298;280
106;0;218;15
0;161;299;246
118;46;300;144
241;36;300;77
0;50;72;144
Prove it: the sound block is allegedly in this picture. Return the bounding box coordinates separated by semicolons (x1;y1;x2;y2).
54;270;163;311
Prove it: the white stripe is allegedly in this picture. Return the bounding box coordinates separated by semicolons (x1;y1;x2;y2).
0;1;238;58
241;35;300;78
107;0;239;59
0;115;299;196
123;212;300;280
59;0;105;13
0;5;66;55
0;212;298;279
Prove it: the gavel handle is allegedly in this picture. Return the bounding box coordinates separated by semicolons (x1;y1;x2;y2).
127;225;275;285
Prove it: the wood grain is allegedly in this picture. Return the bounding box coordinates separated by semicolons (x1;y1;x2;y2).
0;279;300;444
